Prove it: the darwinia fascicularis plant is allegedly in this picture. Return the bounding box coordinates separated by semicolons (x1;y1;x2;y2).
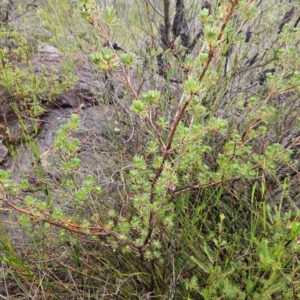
1;0;300;298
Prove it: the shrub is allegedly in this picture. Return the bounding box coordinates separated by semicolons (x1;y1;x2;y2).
0;28;77;121
1;0;300;299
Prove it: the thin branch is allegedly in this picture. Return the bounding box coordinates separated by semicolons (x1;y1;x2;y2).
147;0;164;18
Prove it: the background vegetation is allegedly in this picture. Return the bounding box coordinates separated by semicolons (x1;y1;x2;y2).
0;0;300;299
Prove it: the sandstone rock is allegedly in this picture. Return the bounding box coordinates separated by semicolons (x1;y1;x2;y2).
0;119;38;144
0;136;8;163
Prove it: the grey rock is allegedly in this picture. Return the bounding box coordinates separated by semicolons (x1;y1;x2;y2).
38;44;61;54
0;136;8;163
